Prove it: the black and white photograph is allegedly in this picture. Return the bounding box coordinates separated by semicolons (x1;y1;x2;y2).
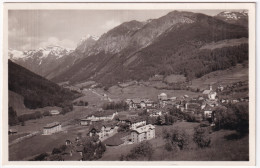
1;2;256;166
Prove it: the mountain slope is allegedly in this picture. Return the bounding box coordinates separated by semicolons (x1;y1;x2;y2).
8;60;81;109
52;11;248;87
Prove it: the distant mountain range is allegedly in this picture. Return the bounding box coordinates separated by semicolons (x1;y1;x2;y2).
9;10;249;87
8;45;75;78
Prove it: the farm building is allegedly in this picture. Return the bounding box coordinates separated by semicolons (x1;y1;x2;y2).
8;129;17;135
43;122;61;135
49;109;60;115
131;124;155;143
86;110;118;122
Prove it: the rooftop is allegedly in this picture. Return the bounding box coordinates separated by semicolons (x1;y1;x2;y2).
103;132;129;146
44;122;61;129
131;124;155;134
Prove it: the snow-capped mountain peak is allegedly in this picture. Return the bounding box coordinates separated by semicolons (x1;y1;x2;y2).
77;34;99;47
8;45;73;61
216;11;248;21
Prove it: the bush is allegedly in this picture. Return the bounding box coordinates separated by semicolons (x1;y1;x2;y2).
163;127;189;150
102;101;128;111
164;141;174;151
32;152;49;161
193;126;211;148
118;123;130;132
124;141;154;160
61;103;73;115
82;138;106;161
8;107;19;126
43;111;51;116
214;102;249;135
18;111;43;123
52;148;62;155
49;154;63;161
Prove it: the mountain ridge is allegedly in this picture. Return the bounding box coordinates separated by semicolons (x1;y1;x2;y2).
51;11;248;87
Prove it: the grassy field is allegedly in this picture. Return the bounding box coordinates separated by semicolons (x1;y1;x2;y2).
190;64;248;90
100;121;249;161
9;133;30;142
9;124;89;161
164;74;186;84
9;105;93;133
98;85;201;101
74;89;109;107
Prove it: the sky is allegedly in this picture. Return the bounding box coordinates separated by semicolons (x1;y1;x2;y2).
8;9;241;51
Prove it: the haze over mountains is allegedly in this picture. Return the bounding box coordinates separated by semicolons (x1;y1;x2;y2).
9;10;249;87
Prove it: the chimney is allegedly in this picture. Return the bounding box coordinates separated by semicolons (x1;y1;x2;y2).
210;85;212;91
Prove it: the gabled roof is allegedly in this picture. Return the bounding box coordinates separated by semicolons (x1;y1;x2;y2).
129;117;146;124
88;122;103;132
131;124;155;134
103;132;129;146
9;129;17;133
44;122;61;129
202;90;212;94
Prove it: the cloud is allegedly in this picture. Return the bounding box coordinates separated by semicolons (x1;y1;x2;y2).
38;37;76;50
102;20;121;31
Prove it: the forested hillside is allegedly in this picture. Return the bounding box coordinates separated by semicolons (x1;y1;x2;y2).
8;60;81;109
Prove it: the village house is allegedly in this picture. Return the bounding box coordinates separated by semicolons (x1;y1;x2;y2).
126;98;156;110
49;109;60;115
203;105;215;120
65;139;73;146
88;122;118;140
217;85;224;92
118;116;132;125
86;111;118;121
126;98;142;109
149;110;162;117
169;96;177;101
80;118;100;126
131;124;155;144
81;110;118;125
43;122;62;135
202;85;217;100
129;118;147;130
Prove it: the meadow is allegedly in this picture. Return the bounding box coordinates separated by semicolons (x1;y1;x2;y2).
100;121;249;161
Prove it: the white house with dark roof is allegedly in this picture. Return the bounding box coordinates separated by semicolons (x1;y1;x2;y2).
131;124;155;143
43;122;61;135
129;118;147;130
